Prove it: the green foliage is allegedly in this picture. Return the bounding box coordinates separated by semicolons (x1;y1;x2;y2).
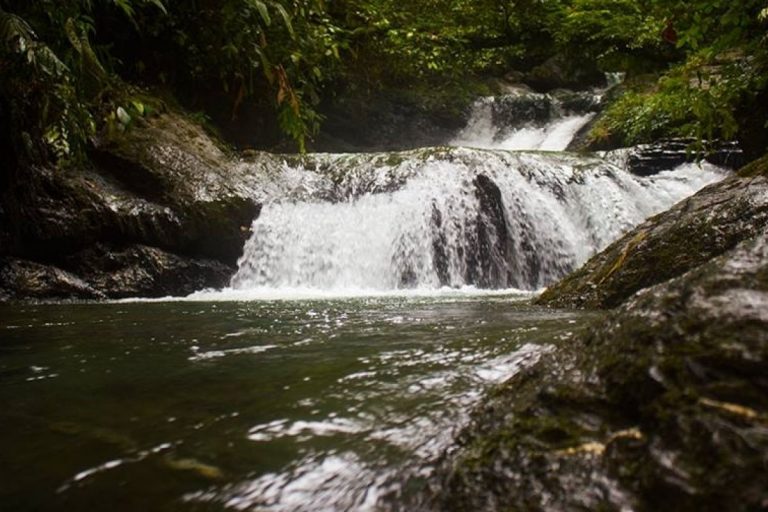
590;53;768;147
1;0;339;154
121;0;344;151
331;0;559;87
657;0;766;52
0;6;95;164
1;0;767;160
558;0;668;71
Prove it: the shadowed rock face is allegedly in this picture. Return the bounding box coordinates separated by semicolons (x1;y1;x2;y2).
537;155;768;309
623;139;744;177
0;111;265;301
431;230;768;512
468;174;513;288
0;246;232;301
428;173;532;290
459;174;515;289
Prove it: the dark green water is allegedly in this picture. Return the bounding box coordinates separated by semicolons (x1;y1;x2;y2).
0;294;594;511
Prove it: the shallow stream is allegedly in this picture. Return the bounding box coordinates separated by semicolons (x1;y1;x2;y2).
0;294;598;511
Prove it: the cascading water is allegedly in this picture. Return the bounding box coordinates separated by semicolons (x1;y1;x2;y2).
216;84;729;297
228;148;725;295
448;90;599;151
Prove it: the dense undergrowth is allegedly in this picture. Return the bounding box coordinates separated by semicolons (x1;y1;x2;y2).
0;0;767;163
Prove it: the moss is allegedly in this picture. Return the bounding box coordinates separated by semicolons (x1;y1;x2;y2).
384;153;405;167
737;153;768;177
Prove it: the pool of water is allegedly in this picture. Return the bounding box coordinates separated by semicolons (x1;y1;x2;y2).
0;294;596;511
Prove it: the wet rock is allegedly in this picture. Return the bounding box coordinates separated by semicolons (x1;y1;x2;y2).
66;244;233;299
467;174;515;289
537;155;768;309
489;94;553;126
523;56;606;93
624;138;745;176
430;204;451;286
0;258;104;301
429;174;517;289
91;112;264;264
550;89;602;114
1;109;266;301
432;230;768;511
313;90;469;153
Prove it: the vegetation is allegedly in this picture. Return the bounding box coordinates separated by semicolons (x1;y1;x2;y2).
0;0;767;162
576;0;768;150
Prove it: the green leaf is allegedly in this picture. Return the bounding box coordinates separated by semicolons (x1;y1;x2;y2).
116;106;132;125
146;0;168;15
131;100;145;116
275;3;294;38
251;0;271;26
254;46;274;83
113;0;135;21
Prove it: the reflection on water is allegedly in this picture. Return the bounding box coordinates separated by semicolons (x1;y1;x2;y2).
0;295;596;510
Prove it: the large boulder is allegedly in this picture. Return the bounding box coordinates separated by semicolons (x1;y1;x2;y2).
0;108;269;301
433;229;768;511
0;258;104;301
537;155;768;309
66;244;233;299
90;112;265;263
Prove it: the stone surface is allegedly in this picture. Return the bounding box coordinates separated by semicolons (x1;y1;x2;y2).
66;244;233;299
536;155;768;309
623;139;744;176
313;90;469;153
522;56;607;92
432;230;768;512
0;109;269;301
0;258;104;301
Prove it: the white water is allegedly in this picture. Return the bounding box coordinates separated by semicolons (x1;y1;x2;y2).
450;94;595;151
208;87;730;298
228;150;724;295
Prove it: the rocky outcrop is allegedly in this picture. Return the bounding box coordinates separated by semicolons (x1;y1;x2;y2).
536;155;768;309
433;229;768;511
0;258;104;301
0;110;269;301
0;246;232;301
67;244;233;299
622;139;744;176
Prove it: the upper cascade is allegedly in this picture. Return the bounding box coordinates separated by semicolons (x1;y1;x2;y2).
449;88;601;151
230;148;725;293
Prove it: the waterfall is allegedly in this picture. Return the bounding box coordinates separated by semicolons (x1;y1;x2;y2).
449;90;599;151
220;85;728;296
229;149;725;293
